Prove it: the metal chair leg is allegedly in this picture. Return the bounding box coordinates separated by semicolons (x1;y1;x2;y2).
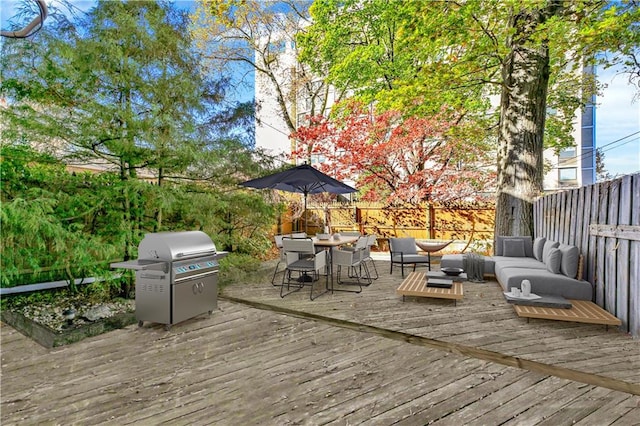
367;258;379;280
271;261;284;285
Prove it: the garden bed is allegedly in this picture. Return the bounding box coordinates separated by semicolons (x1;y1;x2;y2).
1;298;136;348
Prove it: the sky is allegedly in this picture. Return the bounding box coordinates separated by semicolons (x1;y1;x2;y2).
594;63;640;177
2;0;639;177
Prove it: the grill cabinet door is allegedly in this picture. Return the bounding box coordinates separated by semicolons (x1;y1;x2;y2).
172;271;218;325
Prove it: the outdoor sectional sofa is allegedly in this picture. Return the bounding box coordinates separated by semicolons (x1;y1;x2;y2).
440;236;593;301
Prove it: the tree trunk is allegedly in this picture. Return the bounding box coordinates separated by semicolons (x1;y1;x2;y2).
495;5;560;241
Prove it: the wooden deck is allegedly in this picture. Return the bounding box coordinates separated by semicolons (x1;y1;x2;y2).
2;259;639;425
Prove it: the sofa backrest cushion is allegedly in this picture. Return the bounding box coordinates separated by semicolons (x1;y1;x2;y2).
546;248;562;274
533;237;546;261
558;244;579;278
503;239;526;257
495;236;533;257
542;240;560;264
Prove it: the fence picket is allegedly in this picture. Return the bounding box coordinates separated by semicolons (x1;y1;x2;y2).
617;176;632;329
588;184;600;302
605;180;620;316
630;176;640;338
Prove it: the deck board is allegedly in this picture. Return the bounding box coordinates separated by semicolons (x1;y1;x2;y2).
2;258;639;425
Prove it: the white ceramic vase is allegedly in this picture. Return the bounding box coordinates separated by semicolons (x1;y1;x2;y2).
521;279;531;297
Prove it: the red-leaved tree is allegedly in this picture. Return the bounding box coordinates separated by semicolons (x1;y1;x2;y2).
291;101;495;205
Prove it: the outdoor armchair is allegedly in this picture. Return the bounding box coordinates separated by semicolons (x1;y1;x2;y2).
389;237;431;277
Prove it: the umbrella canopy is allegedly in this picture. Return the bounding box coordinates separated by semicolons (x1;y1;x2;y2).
239;163;357;232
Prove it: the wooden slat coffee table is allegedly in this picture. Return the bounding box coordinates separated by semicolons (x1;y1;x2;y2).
396;272;463;305
512;300;621;328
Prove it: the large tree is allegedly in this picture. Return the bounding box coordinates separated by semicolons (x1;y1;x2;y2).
298;0;639;238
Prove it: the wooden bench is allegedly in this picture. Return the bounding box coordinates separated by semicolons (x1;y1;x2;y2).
396;272;463;305
512;300;621;328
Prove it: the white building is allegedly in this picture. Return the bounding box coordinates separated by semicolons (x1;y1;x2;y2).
543;93;596;191
253;38;296;160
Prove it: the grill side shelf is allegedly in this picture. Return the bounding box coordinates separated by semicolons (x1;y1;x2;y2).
110;260;168;273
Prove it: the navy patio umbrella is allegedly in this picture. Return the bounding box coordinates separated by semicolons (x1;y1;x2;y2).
239;163;357;233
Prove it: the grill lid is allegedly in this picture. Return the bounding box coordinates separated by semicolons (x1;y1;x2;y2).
138;231;216;261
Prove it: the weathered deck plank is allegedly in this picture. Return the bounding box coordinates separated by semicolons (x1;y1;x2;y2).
2;259;639;424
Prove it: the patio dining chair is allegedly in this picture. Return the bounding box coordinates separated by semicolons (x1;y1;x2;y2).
281;238;328;300
332;236;370;291
389;237;431;277
271;233;308;285
362;234;379;280
337;231;361;248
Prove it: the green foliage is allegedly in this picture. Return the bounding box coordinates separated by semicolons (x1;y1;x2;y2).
0;2;278;298
217;252;265;287
299;0;639;149
1;145;121;287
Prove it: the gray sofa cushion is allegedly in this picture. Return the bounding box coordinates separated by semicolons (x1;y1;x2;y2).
559;244;579;278
503;239;526;257
391;254;430;264
546;248;562;274
495;266;593;300
495;236;534;257
542;240;560;263
533;237;546;261
494;257;548;271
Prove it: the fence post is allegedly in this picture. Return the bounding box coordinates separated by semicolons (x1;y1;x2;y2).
429;204;436;239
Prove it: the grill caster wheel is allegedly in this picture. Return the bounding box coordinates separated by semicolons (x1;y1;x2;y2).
138;320;144;327
164;324;171;331
208;310;213;315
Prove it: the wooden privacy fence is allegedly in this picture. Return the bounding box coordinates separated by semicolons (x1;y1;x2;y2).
297;202;495;253
534;173;639;338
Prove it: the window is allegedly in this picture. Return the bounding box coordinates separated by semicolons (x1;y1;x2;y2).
559;147;576;159
559;168;577;182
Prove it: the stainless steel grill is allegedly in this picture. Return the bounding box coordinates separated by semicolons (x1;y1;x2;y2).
111;231;222;330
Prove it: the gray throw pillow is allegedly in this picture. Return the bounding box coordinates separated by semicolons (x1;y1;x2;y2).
543;240;560;264
559;244;579;278
533;237;546;261
503;239;526;257
546;248;562;274
495;236;534;257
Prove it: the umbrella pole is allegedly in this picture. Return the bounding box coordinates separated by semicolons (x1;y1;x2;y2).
300;191;311;283
304;192;308;235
